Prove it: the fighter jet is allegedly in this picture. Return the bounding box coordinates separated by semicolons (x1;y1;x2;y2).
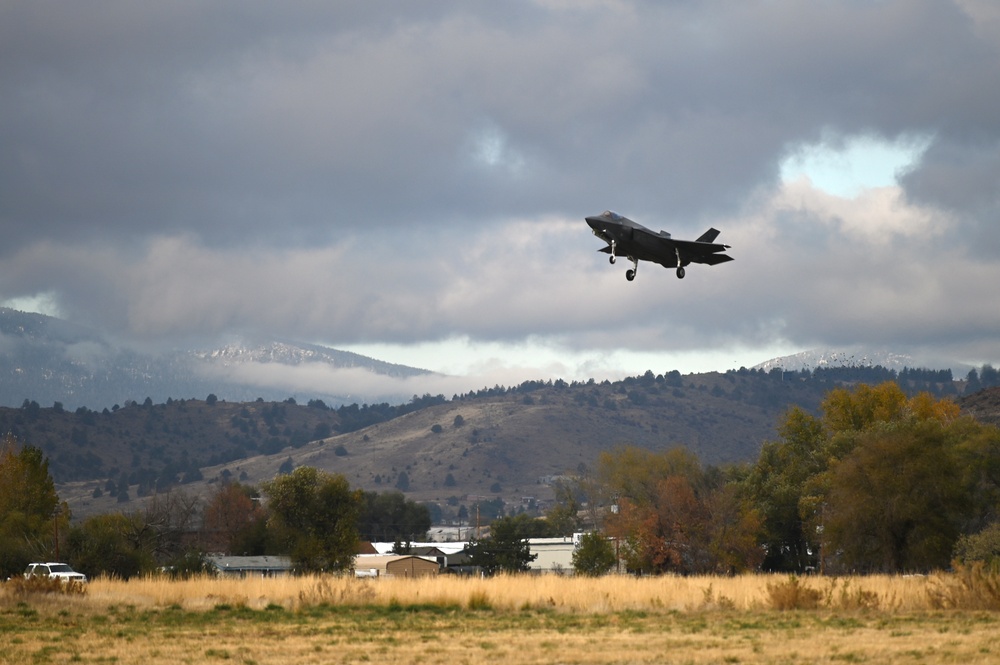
585;211;733;281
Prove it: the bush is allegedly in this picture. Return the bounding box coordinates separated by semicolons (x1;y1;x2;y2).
3;575;86;599
953;523;1000;567
766;575;822;610
829;579;881;610
928;562;1000;610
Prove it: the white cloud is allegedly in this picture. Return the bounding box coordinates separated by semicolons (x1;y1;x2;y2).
771;177;953;245
780;133;933;198
0;291;62;318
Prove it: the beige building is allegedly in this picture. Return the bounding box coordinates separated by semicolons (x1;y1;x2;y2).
354;554;440;577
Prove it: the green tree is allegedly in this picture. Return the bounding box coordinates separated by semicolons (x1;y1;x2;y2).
0;435;66;578
954;522;1000;567
357;490;431;542
743;383;964;572
66;512;153;579
572;531;617;576
821;420;971;572
467;515;538;575
262;467;362;572
742;407;826;571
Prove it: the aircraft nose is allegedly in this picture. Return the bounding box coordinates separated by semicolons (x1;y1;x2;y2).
585;216;602;227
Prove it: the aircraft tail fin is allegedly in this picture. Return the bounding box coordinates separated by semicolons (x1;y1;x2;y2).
696;228;721;243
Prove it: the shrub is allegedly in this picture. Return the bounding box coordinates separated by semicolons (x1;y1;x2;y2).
3;575;87;599
766;575;822;610
466;590;492;611
928;562;1000;610
953;523;1000;568
828;578;881;610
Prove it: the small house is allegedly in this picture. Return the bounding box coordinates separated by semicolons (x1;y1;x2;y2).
207;555;293;578
354;554;440;578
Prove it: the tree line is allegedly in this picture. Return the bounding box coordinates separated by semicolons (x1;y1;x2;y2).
559;382;1000;575
0;439;431;579
4;380;1000;579
466;381;1000;576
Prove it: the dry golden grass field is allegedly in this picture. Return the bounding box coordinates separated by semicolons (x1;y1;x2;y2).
3;571;1000;664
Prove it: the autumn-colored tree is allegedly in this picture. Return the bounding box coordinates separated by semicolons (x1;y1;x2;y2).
600;446;761;575
597;445;704;507
202;483;264;553
0;434;67;578
703;481;764;574
821;382;911;433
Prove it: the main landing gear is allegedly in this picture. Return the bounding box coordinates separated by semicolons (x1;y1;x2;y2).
625;255;638;281
675;248;686;279
610;250;639;281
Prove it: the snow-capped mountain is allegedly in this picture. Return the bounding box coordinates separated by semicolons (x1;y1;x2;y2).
754;347;971;376
193;338;426;378
0;307;431;410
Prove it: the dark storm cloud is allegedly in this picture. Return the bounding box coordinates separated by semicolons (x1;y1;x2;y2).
2;0;999;373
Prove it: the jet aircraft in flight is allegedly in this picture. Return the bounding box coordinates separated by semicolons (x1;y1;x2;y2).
585;211;733;281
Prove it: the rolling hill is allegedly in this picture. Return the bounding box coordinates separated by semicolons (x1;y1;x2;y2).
51;367;975;521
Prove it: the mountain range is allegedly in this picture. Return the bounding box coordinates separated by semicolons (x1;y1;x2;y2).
0;307;429;410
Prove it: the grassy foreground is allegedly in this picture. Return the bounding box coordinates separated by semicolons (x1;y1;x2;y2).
3;572;1000;664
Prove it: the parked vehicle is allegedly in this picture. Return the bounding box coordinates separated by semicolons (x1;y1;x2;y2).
24;562;87;583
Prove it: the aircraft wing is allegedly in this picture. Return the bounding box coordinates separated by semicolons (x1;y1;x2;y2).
690;251;734;265
660;232;732;266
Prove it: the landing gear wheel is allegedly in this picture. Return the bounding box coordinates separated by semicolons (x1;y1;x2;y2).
609;255;616;265
626;256;639;282
676;266;686;279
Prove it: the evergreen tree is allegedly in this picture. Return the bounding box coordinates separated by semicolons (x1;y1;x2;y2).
467;516;538;575
0;435;66;578
572;531;617;576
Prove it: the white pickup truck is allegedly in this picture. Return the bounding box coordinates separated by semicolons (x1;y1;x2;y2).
24;562;87;583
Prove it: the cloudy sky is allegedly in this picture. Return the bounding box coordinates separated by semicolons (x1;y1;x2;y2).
2;1;999;398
